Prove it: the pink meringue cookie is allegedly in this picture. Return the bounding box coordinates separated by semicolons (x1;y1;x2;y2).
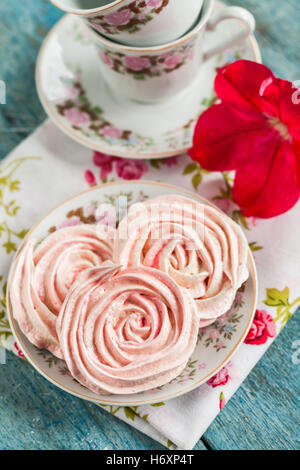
9;224;115;358
114;195;249;327
57;263;199;395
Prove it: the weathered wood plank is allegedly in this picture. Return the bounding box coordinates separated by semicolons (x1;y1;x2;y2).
0;352;166;450
204;312;300;450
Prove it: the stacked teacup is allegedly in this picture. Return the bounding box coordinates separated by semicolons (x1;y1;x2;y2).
51;0;255;103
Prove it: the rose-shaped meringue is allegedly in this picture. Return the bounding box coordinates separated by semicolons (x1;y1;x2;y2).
56;263;199;395
9;225;115;358
114;195;249;327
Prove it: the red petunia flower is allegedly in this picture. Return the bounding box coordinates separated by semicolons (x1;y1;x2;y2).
189;60;300;218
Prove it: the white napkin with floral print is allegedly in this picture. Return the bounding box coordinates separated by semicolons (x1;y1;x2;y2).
0;120;299;450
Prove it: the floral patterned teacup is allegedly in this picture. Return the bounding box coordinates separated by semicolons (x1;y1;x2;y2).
89;0;255;103
50;0;204;47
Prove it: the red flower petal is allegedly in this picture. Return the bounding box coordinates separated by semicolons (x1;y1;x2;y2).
189;103;272;171
215;61;279;116
276;79;300;131
293;137;300;186
233;139;300;218
276;80;300;184
189;60;300;218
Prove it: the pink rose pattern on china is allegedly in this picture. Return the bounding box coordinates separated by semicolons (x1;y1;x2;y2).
57;77;154;151
55;46;247;153
64;108;89;127
124;56;151;72
49;202;118;235
98;41;195;79
88;0;169;36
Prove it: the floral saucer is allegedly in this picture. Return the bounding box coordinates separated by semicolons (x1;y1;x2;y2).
7;181;258;406
36;4;261;160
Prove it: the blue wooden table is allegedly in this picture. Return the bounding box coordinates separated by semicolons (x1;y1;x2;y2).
0;0;299;450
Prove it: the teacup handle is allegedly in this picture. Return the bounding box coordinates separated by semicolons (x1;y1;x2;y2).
203;6;256;62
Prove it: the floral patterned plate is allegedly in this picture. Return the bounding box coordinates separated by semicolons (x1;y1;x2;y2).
7;181;258;406
36;3;261;159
